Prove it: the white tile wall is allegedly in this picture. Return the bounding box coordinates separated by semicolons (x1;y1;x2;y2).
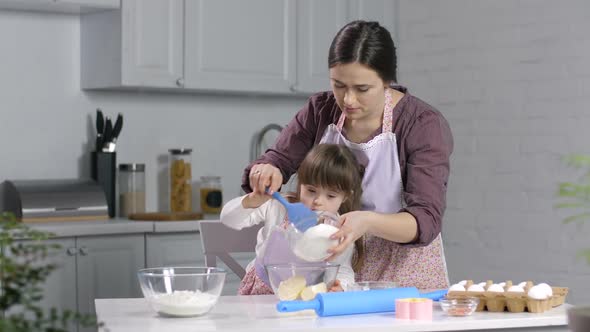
397;0;590;304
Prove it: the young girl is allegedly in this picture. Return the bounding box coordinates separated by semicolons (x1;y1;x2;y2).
221;143;364;295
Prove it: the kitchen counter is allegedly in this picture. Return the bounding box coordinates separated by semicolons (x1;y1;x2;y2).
95;295;569;332
22;214;220;237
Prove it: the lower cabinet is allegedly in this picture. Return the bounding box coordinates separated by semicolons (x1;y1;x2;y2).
9;234;145;332
76;235;145;332
145;232;256;296
32;238;78;332
5;228;257;331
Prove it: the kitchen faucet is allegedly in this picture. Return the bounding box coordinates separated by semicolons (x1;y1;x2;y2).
250;123;283;162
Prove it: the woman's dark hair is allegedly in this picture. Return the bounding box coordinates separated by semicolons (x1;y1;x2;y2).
328;20;397;83
295;143;365;272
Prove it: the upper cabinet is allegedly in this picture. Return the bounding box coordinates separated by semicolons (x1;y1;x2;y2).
295;0;397;94
0;0;119;13
184;0;296;94
80;0;396;95
81;0;183;89
295;0;353;94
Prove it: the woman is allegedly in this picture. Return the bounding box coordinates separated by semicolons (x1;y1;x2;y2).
243;20;453;289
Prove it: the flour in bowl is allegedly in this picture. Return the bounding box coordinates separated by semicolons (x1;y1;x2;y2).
151;290;218;317
293;224;339;262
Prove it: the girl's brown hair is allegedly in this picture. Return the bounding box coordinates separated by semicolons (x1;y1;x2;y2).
295;144;365;272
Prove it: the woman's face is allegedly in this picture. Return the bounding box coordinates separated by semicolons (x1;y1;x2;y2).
329;62;389;122
299;184;346;214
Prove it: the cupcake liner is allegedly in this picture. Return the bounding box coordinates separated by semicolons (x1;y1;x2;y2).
485;295;506;312
505;292;527;313
527;298;549;313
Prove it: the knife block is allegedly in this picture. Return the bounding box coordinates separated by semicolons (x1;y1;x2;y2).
91;151;116;218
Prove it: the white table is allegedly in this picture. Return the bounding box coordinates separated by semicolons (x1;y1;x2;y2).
95;295;569;332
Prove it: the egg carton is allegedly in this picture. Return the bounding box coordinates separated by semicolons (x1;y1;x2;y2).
446;280;569;313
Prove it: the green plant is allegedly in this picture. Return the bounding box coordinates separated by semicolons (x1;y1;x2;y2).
556;154;590;265
0;212;100;332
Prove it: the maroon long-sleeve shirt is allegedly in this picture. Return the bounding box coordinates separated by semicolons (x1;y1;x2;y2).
242;86;453;247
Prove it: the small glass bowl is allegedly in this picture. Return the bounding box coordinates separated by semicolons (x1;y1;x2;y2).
347;281;398;291
439;297;479;316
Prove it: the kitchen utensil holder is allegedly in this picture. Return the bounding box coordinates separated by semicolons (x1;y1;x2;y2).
91;151;116;218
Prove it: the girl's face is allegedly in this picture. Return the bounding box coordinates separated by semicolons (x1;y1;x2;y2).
329;62;389;122
299;184;347;214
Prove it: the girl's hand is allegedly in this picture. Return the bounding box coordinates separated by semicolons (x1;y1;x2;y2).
249;164;283;195
241;191;271;209
329;280;344;292
325;211;373;260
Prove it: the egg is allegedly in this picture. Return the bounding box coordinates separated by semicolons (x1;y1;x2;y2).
518;281;527;288
457;280;468;286
528;285;548;300
449;284;466;292
487;284;505;293
498;282;506;287
507;285;525;293
536;283;553;297
292;224;339;262
477;282;487;288
467;284;485;292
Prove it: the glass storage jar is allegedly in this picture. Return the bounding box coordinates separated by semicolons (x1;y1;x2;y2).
169;148;192;213
200;176;222;214
118;163;146;217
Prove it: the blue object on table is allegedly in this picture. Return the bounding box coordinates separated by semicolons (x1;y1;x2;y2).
276;287;448;317
270;191;317;232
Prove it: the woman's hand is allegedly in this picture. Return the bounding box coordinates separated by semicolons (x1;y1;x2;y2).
325;211;374;260
241;191;271;209
249;163;283;195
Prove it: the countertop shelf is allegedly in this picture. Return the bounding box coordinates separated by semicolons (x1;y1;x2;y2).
21;215;220;238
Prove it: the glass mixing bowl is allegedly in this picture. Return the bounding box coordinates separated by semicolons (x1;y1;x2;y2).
265;262;340;301
137;267;226;317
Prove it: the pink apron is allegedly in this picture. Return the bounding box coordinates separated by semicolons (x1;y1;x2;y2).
319;89;449;289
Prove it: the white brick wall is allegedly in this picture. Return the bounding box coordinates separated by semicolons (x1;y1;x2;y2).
397;0;590;304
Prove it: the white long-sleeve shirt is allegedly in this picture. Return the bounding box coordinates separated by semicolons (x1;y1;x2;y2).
220;195;355;288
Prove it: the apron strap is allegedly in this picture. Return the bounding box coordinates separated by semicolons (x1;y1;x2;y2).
336;89;395;133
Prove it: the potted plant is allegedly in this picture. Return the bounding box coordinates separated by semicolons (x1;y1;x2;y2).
0;212;100;332
556;154;590;332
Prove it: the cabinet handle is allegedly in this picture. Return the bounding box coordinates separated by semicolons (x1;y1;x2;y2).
79;247;89;256
176;78;184;87
66;247;78;256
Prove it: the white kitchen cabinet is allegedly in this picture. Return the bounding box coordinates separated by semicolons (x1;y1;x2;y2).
145;231;255;296
81;0;184;89
76;234;145;332
80;0;395;95
146;232;204;267
295;0;397;94
184;0;296;94
6;235;146;332
36;238;78;326
350;0;396;43
4;238;78;331
295;0;354;94
0;0;119;13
